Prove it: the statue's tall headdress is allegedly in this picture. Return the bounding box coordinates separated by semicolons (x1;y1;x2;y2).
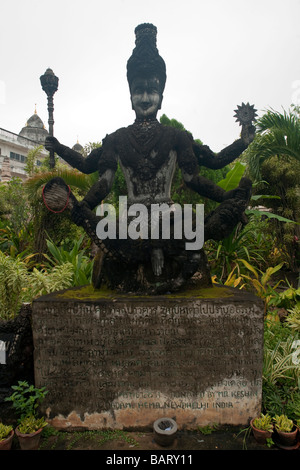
127;23;166;93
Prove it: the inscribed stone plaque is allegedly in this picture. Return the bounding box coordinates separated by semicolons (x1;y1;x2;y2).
32;285;264;430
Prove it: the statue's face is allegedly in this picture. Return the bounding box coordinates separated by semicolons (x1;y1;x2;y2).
130;76;162;119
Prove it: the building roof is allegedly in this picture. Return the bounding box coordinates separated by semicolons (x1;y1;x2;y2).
72;141;84;153
19;110;49;144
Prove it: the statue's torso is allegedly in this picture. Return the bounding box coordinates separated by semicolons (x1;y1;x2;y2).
100;121;197;205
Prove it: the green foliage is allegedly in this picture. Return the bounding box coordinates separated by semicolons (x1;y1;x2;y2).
262;319;300;419
0;249;77;319
285;305;300;331
0;423;13;441
268;285;300;311
198;423;218;434
44;235;94;286
243;108;300;271
206;215;274;282
273;414;294;432
24;146;44;177
0;251;28;320
252;413;273;432
238;260;284;303
5;381;48;422
263;329;299;385
245;108;300;181
25;263;75;300
217;162;246;191
18;415;48;434
64;429;139;450
0;178;31;235
160;114;185;131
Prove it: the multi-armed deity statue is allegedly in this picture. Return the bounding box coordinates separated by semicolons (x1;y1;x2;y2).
43;23;256;294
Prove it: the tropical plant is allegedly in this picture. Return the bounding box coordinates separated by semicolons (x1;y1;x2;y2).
211;265;245;289
262;316;300;418
44;235;94;286
243;108;300;271
0;249;77;319
252;413;273;432
24;263;75;300
0;423;13;441
245;108;300;181
0;250;29;320
24;145;44;177
273;414;294;432
17;414;47;434
4;381;48;422
217;161;246;191
237;260;285;309
206;217;273;282
285;305;300;331
268;285;300;311
263;336;299;386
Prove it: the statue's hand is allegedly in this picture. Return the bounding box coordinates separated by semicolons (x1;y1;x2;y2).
223;177;252;203
45;136;61;153
241;123;256;146
151;248;164;277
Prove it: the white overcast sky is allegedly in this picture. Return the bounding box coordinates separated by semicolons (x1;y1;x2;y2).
1;0;300;151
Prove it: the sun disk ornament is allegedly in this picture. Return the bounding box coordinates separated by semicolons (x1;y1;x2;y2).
234;102;257;126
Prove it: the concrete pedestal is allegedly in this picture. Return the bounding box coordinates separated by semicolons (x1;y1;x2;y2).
32;284;264;430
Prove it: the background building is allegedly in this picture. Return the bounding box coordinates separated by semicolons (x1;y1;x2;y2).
0;109;49;181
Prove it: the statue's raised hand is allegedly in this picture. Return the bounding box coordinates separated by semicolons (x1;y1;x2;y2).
45;136;61;153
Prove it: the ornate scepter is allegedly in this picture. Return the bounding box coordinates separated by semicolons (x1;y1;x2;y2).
40;68;59;169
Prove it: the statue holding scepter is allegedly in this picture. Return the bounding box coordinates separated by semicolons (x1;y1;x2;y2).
43;24;256;294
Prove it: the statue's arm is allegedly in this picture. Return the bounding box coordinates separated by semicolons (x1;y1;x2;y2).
193;124;255;169
183;170;227;202
45;136;101;174
193;140;246;169
177;131;250;203
82;168;116;210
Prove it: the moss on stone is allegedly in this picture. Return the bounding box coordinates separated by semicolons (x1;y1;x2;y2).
55;284;233;301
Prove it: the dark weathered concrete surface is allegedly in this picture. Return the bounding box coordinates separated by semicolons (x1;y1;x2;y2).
32;284;264;430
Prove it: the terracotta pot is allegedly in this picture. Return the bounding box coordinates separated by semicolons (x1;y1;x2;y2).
15;426;42;450
275;426;298;448
0;430;14;450
250;418;273;444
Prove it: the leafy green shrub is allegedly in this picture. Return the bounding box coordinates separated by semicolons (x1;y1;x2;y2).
285;305;300;331
252;413;273;432
273;414;294;432
0;250;75;319
44;235;93;286
0;423;13;441
0;251;28;320
5;381;48;421
18;415;47;434
262;320;300;418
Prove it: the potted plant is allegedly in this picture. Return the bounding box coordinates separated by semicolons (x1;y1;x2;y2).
250;413;273;444
0;423;14;450
273;414;299;448
15;414;48;450
4;381;48;450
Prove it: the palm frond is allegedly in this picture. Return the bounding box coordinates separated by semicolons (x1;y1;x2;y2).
245;108;300;181
25;168;98;200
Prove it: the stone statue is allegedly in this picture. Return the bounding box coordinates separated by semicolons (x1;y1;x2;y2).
43;23;256;294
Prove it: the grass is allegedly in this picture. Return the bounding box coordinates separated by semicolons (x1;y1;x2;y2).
39;427;140;450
